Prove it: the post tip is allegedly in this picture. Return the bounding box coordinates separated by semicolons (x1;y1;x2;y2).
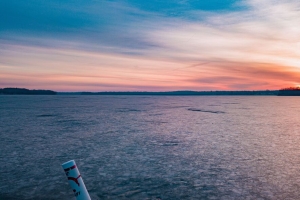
62;160;76;169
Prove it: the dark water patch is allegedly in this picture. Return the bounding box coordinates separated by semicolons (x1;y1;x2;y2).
187;108;225;114
223;103;239;104
98;131;117;136
37;114;58;117
156;105;190;110
72;105;94;109
139;96;151;99
237;107;251;110
170;105;190;109
162;141;179;146
55;119;81;123
116;108;143;112
143;120;168;125
148;113;164;116
208;104;220;107
168;105;190;109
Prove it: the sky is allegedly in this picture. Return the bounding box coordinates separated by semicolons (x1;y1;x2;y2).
1;0;300;92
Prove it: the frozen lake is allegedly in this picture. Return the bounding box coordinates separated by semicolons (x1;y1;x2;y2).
1;95;300;199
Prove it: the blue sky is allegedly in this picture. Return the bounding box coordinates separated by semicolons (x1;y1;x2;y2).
0;0;242;52
1;0;300;91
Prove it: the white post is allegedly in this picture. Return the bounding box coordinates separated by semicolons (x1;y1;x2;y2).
62;160;91;200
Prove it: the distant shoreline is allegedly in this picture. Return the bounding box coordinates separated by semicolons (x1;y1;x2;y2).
0;88;57;95
78;91;279;96
1;87;300;96
0;87;278;95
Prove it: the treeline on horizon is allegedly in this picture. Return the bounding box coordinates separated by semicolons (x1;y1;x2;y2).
81;90;278;95
278;87;300;96
0;88;57;95
1;87;300;96
280;87;300;91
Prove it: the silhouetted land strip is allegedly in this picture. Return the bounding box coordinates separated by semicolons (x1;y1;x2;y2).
80;90;279;95
3;87;300;96
0;88;57;95
278;87;300;96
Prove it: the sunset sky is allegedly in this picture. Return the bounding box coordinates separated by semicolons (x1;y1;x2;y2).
1;0;300;91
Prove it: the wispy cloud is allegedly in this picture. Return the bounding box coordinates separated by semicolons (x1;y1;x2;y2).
146;0;300;62
1;0;300;91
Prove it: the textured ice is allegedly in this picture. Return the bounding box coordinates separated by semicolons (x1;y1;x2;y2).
0;96;300;199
